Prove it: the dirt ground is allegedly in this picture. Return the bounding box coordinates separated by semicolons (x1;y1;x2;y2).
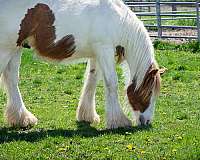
149;29;198;43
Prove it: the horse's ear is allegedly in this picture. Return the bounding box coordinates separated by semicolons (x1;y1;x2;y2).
159;67;167;75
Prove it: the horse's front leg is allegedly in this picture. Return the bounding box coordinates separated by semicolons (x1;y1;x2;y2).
94;44;132;129
76;58;100;124
2;52;37;127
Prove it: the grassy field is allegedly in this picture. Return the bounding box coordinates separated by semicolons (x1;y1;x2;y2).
0;42;200;159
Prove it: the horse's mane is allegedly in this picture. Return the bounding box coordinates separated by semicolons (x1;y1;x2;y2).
119;7;155;90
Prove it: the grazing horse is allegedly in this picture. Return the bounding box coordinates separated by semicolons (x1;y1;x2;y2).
0;0;164;129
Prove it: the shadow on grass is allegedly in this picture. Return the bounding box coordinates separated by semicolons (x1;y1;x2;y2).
0;121;152;144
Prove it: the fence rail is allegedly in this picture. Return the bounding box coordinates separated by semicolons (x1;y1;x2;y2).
125;0;200;42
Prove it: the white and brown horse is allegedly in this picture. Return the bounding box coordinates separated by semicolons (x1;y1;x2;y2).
0;0;164;129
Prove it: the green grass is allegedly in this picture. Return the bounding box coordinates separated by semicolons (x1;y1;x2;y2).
140;14;197;32
142;17;196;26
0;45;200;159
154;40;200;52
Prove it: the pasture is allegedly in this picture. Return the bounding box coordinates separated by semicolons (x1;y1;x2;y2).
0;42;200;159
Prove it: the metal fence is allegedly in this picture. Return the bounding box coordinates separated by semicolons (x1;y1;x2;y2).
125;0;200;42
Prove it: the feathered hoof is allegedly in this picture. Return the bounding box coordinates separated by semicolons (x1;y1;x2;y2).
76;107;100;124
77;114;100;124
5;109;38;128
106;114;132;129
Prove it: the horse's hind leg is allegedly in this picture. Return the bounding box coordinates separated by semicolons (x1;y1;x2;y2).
2;52;37;127
76;58;100;124
94;44;132;129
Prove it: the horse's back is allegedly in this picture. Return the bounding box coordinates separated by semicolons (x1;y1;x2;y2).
52;0;126;54
0;0;127;53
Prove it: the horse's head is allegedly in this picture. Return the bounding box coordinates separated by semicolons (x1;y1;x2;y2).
127;63;165;126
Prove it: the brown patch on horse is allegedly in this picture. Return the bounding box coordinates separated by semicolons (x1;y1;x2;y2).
127;64;161;113
17;3;76;60
115;45;125;63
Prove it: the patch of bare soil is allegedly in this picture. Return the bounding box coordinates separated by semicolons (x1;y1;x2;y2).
149;29;198;43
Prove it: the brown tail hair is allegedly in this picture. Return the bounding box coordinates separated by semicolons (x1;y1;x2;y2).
17;3;76;60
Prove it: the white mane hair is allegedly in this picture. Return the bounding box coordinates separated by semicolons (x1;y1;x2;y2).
105;0;160;124
0;0;163;129
116;1;155;88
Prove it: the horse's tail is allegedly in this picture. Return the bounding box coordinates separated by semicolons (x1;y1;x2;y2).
17;3;76;61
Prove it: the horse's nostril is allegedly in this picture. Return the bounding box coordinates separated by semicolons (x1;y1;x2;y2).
139;115;145;125
146;120;150;125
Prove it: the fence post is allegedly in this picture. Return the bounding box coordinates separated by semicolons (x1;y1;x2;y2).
139;0;142;12
156;0;162;38
196;0;200;42
148;0;151;12
172;0;177;14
